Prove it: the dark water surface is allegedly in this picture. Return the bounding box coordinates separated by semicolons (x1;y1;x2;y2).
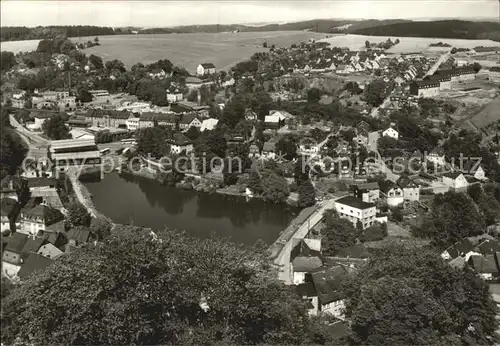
85;173;298;245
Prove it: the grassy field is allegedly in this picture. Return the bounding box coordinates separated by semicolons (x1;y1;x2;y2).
1;31;326;72
470;98;500;129
319;34;500;53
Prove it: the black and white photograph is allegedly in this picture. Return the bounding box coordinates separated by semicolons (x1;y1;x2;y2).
1;0;500;344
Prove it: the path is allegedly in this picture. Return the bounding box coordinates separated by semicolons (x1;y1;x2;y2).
424;50;451;78
269;194;347;284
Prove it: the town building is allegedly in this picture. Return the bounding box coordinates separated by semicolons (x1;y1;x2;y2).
197;63;216;76
88;90;110;99
167;133;193;154
200;118;219;132
334;196;376;229
442;172;469;190
410;79;440;97
311;266;349;319
138;113;178;129
49;138;101;174
350;182;380;203
433;66;476;82
2;232;29;277
179;113;202;131
261;141;277;160
126;117;140;131
488;66;500;80
83;109;131;128
379;180;404;207
396;175;420;202
382;126;399;140
290;239;323;285
298;137;319;156
17;253;54;280
19;204;65;236
166;88;183;103
426;146;446;167
173;100;210;118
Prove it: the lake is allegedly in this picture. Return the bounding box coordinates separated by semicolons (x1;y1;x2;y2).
84;173;299;245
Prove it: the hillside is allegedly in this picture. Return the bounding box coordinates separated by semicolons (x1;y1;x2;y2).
352;20;500;42
3;19;500;42
1;26;116;41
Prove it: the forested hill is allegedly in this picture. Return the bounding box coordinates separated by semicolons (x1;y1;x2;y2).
3;19;500;42
1;26;117;41
351;20;500;42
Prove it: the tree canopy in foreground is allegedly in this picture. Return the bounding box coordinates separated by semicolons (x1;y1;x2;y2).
342;242;498;345
1;227;337;345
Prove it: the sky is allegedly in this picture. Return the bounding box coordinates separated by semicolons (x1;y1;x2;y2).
1;0;499;27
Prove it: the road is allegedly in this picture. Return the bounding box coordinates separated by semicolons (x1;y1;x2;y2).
9;114;49;147
424;50;451;78
273;194;347;284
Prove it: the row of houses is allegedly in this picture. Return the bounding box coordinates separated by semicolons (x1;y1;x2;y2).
441;237;500;280
410;66;476;97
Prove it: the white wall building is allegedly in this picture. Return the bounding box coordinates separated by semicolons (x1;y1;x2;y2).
382;127;399;140
334;196;377;229
197;63;216;76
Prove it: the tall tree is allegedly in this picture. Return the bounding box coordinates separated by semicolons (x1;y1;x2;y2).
42;114;70;140
344;243;497;345
276;135;298;161
1;227;320;345
297;180;316;208
321;210;360;255
260;171;289;203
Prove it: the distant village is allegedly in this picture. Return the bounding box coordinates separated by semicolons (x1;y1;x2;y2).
1;32;500;336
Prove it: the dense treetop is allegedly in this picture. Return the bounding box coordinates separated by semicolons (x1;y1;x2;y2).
1;227;338;345
343;242;498;345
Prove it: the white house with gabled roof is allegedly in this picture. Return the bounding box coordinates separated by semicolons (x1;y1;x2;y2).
382;127;399;140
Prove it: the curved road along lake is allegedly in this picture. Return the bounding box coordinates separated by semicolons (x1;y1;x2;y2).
85;173;299;245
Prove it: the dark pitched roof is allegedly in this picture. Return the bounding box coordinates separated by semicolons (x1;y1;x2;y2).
470;255;499;274
67;227;91;243
44;231;67;247
311;266;348;305
4;232;28;254
179;113;198;125
353;182;379;191
336;196;375;210
292;256;324;272
21;205;64;225
396;175;419;189
475;239;500;256
17;253;53;279
296;281;317;298
200;63;215;69
21;237;45;257
412;79;440;88
378;180;400;194
444;238;474;259
443;171;463;180
291;239;322;261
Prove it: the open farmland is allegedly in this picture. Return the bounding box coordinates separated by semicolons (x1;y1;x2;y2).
1;31;327;72
318;34;500;53
469;98;500;129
